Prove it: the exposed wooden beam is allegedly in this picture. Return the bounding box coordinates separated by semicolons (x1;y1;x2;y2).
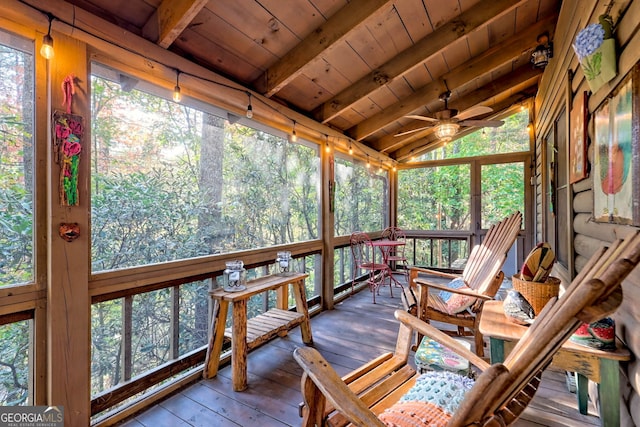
142;0;209;48
381;65;542;157
314;0;526;123
347;15;557;141
252;0;395;98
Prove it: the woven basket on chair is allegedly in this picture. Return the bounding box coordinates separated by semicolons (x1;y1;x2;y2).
511;275;560;315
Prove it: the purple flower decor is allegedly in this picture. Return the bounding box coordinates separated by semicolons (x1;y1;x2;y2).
573;23;605;60
572;15;617;93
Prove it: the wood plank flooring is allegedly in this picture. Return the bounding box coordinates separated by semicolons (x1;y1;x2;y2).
119;278;603;427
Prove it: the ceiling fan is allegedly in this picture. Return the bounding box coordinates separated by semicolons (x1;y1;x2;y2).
395;91;504;141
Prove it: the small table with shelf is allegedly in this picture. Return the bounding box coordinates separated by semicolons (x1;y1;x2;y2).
479;300;630;427
203;272;313;391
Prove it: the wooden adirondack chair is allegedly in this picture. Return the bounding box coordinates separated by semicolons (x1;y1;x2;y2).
404;211;522;357
294;231;640;427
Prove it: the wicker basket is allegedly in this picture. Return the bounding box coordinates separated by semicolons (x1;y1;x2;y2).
511;275;561;315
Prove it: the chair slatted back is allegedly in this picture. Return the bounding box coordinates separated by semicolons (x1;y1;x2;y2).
381;226;407;259
350;232;373;269
462;211;522;296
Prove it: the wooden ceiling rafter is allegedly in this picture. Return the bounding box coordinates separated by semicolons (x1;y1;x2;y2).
313;0;528;124
142;0;209;48
347;14;558;142
252;0;396;98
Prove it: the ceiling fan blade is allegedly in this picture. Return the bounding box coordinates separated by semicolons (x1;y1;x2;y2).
458;119;504;128
394;126;431;137
404;114;438;122
454;105;493;121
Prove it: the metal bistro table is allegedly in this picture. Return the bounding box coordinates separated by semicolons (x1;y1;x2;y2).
203;272;312;391
479;300;630;427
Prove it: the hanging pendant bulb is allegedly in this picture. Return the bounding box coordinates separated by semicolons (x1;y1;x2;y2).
366;155;371;169
290;120;298;142
325;135;330;153
348;141;353;155
40;13;55;60
173;70;182;102
246;92;253;118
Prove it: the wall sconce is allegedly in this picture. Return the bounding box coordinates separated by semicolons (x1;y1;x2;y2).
531;32;553;69
40;13;55;60
434;122;460;142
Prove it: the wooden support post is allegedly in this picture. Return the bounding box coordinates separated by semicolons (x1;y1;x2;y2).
46;33;91;426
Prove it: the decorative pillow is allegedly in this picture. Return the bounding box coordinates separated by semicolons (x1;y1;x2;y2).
438;277;466;302
570;317;616;350
503;290;535;325
438;278;476;314
378;400;450;427
379;371;475;427
521;242;556;282
414;336;471;373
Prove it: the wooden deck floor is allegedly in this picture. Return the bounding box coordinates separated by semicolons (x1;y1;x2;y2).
120;279;603;427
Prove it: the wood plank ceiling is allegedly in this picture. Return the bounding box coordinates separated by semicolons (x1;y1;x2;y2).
58;0;561;161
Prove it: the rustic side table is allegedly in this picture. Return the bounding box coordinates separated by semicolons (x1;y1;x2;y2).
479;300;630;427
203;272;313;391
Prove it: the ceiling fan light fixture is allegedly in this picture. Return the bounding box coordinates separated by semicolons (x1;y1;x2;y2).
435;122;460;142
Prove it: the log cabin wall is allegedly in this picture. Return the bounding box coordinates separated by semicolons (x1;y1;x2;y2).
534;0;640;424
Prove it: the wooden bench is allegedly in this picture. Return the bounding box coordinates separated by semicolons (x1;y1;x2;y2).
203;273;312;391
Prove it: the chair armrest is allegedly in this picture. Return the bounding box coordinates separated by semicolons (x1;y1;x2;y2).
394;310;490;371
413;278;492;300
293;347;387;427
410;266;460;280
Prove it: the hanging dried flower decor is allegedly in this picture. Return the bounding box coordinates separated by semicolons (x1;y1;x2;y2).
53;74;83;206
573;14;617;93
53;111;84;206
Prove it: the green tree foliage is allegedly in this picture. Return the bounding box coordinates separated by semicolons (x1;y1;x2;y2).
334;158;388;236
399;164;471;231
90;75;319;271
0;41;34;287
0;36;34;406
0;321;29;405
